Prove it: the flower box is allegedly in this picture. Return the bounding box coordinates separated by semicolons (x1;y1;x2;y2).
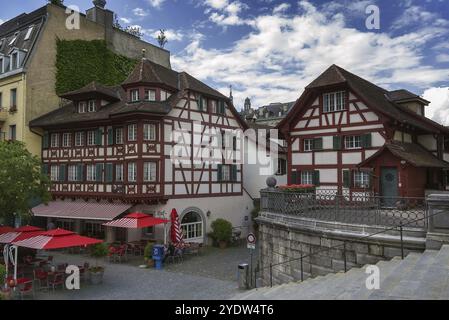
278;184;316;193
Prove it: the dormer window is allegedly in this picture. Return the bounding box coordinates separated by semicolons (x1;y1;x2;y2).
88;100;96;112
10;52;18;70
78;102;86;113
8;33;18;46
131;89;139;102
323;91;346;113
144;89;156;101
24;26;34;41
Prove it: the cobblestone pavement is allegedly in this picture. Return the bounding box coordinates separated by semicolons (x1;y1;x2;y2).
34;244;255;300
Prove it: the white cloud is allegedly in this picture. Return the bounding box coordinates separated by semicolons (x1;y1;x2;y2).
391;5;449;30
423;87;449;125
151;29;184;42
120;17;132;24
172;1;449;110
202;0;251;26
436;54;449;63
273;3;290;14
147;0;165;8
0;19;4;25
133;8;149;17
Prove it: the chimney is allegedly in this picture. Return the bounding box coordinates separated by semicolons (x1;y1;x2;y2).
86;0;113;29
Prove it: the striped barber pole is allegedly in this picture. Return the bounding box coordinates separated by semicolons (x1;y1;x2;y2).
170;209;183;245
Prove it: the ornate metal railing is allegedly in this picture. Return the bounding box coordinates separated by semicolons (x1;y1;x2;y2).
260;188;426;228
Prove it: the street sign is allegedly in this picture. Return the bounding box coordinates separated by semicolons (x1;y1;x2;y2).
247;233;256;244
247;233;256;250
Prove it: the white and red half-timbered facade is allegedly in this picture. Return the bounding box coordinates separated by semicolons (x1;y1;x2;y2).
30;58;253;244
278;65;449;199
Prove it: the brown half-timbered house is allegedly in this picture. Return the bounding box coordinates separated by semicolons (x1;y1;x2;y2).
30;57;253;243
278;65;449;199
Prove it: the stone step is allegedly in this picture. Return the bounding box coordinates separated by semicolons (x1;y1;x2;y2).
348;257;404;300
386;250;439;299
410;245;449;300
368;252;424;300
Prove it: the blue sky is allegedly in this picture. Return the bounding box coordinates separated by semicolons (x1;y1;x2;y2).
1;0;449;123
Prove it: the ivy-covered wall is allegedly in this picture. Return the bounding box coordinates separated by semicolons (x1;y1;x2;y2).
55;39;137;94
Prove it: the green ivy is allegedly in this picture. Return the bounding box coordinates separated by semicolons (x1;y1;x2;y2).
55;39;138;94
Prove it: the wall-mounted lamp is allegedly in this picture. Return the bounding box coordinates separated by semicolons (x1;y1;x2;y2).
206;210;211;218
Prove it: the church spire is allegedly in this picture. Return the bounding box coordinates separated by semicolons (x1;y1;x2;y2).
229;85;233;103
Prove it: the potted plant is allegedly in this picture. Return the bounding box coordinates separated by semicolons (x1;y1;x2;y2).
89;243;108;285
210;219;232;249
143;243;155;268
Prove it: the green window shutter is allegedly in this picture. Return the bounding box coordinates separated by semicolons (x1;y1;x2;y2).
42;164;49;175
291;171;298;184
313;138;323;150
105;163;113;183
96;163;104;182
59;164;66;182
217;164;222;182
343;170;351;188
107;128;114;145
42;132;49;149
313;170;320;186
368;169;373;188
77;164;84;182
333;136;341;150
219;101;225;114
198;95;203;111
231;165;238;182
95;129;103;146
362;134;372;148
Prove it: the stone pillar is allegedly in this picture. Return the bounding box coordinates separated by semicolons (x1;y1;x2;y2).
426;194;449;249
105;226;115;244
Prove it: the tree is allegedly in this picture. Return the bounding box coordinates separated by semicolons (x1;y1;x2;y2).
113;14;143;39
0;141;50;225
157;29;168;48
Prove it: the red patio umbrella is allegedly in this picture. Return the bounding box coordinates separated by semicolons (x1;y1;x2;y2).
102;213;169;229
170;209;183;245
11;228;102;250
0;225;44;244
0;226;14;234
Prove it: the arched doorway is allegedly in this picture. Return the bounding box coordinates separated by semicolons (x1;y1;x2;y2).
180;209;205;243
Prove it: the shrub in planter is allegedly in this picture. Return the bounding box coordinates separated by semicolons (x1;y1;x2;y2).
89;243;108;285
210;219;232;249
278;184;316;193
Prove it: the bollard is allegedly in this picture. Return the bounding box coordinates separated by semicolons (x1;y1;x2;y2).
238;263;249;290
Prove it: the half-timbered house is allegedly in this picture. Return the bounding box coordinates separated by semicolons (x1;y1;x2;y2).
29;57;253;244
278;65;449;199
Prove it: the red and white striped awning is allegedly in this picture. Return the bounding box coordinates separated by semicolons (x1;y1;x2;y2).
0;226;44;244
32;201;132;221
12;228;102;250
103;213;169;229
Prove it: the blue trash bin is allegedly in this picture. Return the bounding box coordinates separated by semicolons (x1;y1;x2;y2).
152;245;165;270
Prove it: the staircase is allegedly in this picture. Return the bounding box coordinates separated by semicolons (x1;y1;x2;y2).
234;245;449;300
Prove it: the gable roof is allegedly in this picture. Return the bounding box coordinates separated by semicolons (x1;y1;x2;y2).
60;81;121;101
279;65;448;134
122;58;178;89
359;141;449;168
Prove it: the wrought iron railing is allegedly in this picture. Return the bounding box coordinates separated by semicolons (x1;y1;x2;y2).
260;189;426;228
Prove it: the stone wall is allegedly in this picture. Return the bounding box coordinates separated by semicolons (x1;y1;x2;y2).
257;211;427;286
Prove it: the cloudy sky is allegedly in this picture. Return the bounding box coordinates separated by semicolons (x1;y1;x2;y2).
1;0;449;123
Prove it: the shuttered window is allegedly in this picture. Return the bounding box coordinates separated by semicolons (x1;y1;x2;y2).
50;165;59;182
143;124;156;141
62;133;71;147
115;128;123;144
115;164;124;182
87;131;95;146
344;136;361;149
75;132;84;146
68;165;78;182
304;139;313;152
50;133;59;148
301;171;313;185
86;164;96;181
354;170;371;188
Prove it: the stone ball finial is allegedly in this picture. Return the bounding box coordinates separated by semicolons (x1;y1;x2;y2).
266;176;277;188
93;0;106;8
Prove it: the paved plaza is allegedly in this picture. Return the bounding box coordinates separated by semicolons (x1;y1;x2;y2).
33;244;255;300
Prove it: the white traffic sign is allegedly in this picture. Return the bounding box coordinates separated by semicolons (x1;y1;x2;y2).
247;243;256;250
247;233;256;244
